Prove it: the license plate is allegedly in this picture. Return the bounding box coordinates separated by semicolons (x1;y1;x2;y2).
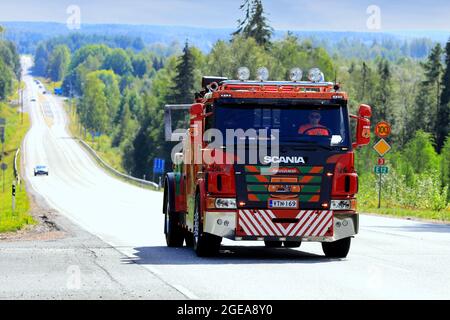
268;199;298;208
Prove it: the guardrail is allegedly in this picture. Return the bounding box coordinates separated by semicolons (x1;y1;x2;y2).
14;148;21;185
77;139;160;190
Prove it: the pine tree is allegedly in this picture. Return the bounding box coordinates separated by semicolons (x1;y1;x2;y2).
437;40;450;151
373;59;394;125
233;0;252;36
412;44;443;141
359;62;370;101
168;41;196;105
232;0;273;48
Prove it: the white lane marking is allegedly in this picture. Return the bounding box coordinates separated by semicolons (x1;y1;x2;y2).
172;284;200;300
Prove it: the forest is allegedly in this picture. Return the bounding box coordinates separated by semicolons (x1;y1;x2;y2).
2;0;450;217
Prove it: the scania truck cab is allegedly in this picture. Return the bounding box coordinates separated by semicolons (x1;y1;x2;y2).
163;67;371;257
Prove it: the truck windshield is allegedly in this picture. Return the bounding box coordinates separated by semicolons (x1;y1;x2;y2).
212;104;350;148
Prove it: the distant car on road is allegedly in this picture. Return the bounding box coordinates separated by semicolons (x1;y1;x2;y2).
34;165;49;176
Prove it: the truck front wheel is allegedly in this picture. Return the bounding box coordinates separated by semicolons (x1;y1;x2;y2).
193;194;221;257
264;240;282;248
322;237;351;258
164;198;184;247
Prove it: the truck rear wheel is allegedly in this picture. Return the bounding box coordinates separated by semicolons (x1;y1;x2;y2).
322;237;351;258
264;240;282;248
193;194;221;257
164;197;184;247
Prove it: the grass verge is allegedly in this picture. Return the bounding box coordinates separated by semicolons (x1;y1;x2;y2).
360;206;450;223
0;101;34;233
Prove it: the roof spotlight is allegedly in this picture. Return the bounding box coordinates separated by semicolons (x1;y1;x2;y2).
308;68;325;83
289;68;303;82
256;67;269;82
237;67;250;81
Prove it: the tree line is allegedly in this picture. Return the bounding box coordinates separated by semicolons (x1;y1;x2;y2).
0;26;21;102
31;0;450;210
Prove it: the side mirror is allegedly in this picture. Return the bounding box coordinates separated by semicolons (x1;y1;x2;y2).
190;103;204;117
352;104;371;148
358;104;372;118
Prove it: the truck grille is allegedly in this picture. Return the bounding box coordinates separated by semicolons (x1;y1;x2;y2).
235;164;331;209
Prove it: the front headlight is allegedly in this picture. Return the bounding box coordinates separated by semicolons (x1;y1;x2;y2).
215;198;237;209
330;199;356;211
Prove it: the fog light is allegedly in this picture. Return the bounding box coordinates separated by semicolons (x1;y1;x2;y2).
224;220;230;227
217;219;223;225
336;221;341;228
342;220;348;227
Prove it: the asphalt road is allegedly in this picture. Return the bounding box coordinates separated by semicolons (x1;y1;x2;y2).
5;56;450;299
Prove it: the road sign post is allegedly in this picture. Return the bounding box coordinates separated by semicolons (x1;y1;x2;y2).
373;121;392;209
378;169;382;209
12;183;16;213
1;163;7;193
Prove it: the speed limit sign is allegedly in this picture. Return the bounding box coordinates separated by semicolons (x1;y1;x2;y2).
375;121;391;138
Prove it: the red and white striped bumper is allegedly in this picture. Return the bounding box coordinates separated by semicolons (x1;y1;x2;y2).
237;209;334;238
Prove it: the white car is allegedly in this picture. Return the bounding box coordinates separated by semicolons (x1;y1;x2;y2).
34;165;49;176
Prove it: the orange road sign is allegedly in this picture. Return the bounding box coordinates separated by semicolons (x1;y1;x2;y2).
375;121;391;138
373;139;391;157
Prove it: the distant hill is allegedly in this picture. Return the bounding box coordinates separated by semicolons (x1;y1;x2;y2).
1;21;448;59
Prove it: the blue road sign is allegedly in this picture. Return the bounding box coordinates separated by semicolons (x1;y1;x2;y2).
374;165;389;174
153;158;165;174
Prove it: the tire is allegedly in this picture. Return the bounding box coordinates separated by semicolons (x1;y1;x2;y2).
164;196;184;247
184;231;194;247
264;240;283;248
283;241;301;248
322;237;351;258
193;194;221;257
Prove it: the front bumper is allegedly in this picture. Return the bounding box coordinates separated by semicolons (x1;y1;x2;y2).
204;210;358;242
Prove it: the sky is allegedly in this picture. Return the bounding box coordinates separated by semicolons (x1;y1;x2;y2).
0;0;450;31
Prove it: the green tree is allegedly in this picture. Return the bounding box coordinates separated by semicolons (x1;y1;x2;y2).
0;58;13;101
271;35;334;81
206;36;272;79
47;45;71;81
33;43;49;76
89;70;121;125
80;73;109;135
167;41;196;104
412;44;443;139
441;134;450;196
102;48;133;76
403;130;440;175
233;0;273;48
437;40;450;151
372;59;395;125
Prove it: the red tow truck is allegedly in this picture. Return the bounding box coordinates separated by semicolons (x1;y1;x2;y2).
163;67;371;257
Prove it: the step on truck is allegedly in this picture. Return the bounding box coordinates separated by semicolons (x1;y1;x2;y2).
163;67;371;257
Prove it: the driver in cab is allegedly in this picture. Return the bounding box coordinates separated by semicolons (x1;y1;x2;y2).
298;111;329;136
